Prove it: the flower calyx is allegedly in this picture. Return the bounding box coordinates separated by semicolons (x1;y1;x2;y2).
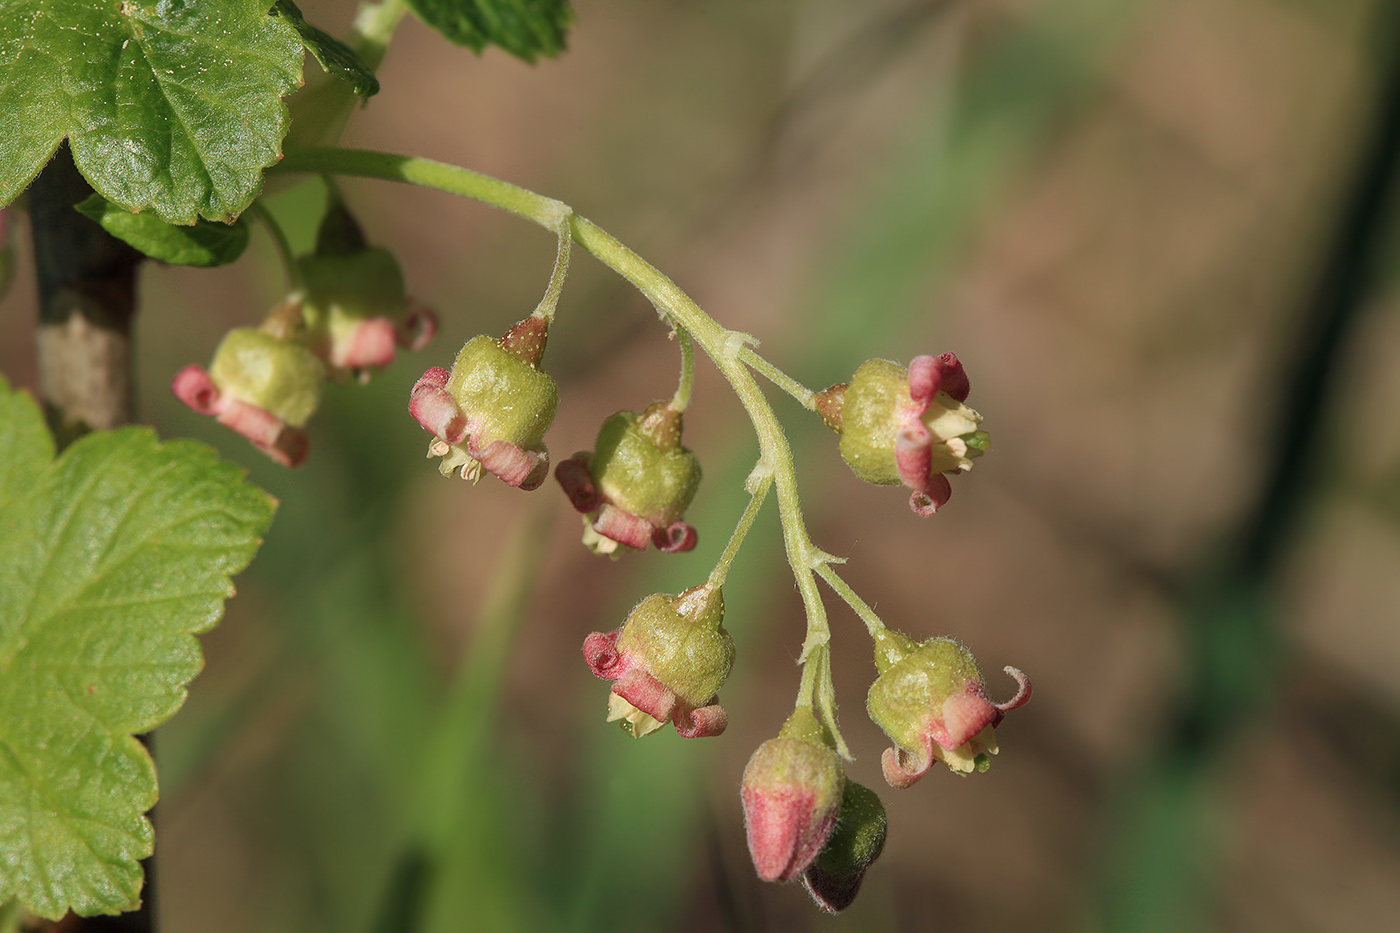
818;353;987;516
741;707;845;884
582;585;732;738
866;634;1031;787
296;204;437;375
555;401;701;555
172;320;325;467
802;780;888;913
409;316;558;489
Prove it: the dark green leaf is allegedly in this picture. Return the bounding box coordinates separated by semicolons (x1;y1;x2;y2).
0;0;304;224
0;376;276;918
74;193;249;267
272;0;380;99
405;0;574;62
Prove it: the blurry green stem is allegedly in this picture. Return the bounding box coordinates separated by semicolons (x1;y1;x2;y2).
670;327;695;412
0;898;20;933
248;200;300;290
271;146;846;748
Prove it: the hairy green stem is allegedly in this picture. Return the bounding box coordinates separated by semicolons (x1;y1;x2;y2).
271;146;846;744
816;563;889;639
740;345;816;409
670;327;695;412
706;465;773;589
531;214;573;322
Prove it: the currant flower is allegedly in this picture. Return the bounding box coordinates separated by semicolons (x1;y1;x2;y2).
816;353;987;516
555;401;701;555
866;632;1031;788
172;322;325;467
741;707;845;884
298;246;437;373
409;316;557;489
582;585;732;738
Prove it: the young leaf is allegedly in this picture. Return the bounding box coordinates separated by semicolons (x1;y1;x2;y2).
405;0;574;62
74;194;250;268
0;0;304;224
271;0;381;99
0;377;276;919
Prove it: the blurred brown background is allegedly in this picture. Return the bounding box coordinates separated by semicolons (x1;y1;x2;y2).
4;1;1399;930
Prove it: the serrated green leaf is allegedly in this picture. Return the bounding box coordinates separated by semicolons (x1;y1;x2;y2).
0;379;276;919
272;0;380;99
405;0;574;62
0;0;304;224
74;193;249;267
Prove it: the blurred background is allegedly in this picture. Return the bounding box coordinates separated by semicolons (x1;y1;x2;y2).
4;0;1400;930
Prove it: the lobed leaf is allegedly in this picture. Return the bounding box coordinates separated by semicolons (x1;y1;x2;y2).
74;194;249;268
405;0;574;62
0;377;276;918
272;0;380;99
0;0;304;224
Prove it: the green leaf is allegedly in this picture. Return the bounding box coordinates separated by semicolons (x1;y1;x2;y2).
74;194;249;267
272;0;380;99
0;0;304;224
405;0;574;62
0;376;276;919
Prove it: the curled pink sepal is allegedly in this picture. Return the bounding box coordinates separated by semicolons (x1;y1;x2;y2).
395;301;439;352
473;439;548;490
908;352;969;404
653;522;698;553
172;366;309;467
592;504;652;550
555;454;602;511
409;368;467;443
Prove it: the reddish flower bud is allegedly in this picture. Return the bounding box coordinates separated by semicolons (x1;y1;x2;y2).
555;402;701;555
410;320;557;489
802;780;888;913
866;634;1031;787
172;327;325;466
819;353;987;516
741;708;845;883
582;585;732;738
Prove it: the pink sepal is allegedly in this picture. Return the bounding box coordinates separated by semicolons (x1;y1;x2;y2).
908;352;969;404
674;702;727;738
472;439;544;489
555;454;601;511
908;475;952;517
592;504;652;550
583;629;625;678
173;365;308;467
333;318;397;369
612;667;676;724
653;522;698;553
172;366;221;415
881;742;934;789
409;368;467;444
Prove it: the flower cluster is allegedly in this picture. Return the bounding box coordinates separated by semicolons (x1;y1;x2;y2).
173;203;437;465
